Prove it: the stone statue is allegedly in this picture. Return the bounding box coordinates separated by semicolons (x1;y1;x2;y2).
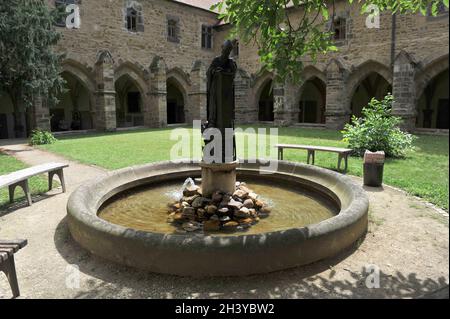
203;40;237;163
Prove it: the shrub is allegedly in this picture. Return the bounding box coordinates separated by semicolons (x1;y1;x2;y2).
29;129;57;145
342;94;416;158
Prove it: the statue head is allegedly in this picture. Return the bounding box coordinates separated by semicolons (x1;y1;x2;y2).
221;40;234;58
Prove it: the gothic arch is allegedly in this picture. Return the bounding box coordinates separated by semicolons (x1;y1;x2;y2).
167;67;191;92
252;70;274;100
296;65;327;106
415;53;449;100
114;61;148;95
347;60;393;98
61;59;96;93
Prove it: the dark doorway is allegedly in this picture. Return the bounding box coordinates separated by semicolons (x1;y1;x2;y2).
416;69;449;129
166;81;185;124
167;100;181;124
299;101;318;123
258;81;274;121
0;114;8;139
437;99;449;129
127;92;141;113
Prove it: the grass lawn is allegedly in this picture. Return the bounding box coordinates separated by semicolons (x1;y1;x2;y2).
0;152;50;208
38;126;449;211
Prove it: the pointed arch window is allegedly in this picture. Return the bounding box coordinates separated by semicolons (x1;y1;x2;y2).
125;3;144;33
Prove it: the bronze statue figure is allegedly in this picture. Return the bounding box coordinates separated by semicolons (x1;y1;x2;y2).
203;40;237;163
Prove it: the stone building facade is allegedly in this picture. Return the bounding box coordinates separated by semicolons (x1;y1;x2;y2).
0;0;448;139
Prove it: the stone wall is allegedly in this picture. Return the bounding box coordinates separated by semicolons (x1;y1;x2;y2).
9;0;446;139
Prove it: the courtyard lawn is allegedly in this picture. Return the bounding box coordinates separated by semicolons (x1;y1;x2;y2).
0;152;50;208
38;126;449;210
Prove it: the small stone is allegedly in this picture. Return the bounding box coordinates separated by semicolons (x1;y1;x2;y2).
239;218;254;225
206;205;217;215
260;206;271;215
220;216;231;222
248;192;258;201
181;207;196;220
183;195;199;204
223;221;239;230
182;221;201;232
243;199;254;208
197;208;206;219
218;207;230;215
248;208;257;217
235;181;241;187
235;211;250;219
183;184;200;197
228;198;243;210
210;214;219;221
203;220;221;232
181;201;190;208
238;185;251;194
222;194;232;203
192;196;208;208
255;200;264;208
172;212;185;223
212;192;223;203
233;189;247;199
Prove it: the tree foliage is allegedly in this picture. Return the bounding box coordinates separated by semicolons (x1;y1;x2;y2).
213;0;449;83
0;0;65;111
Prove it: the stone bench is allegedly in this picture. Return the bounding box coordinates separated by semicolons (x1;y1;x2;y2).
0;239;27;298
0;163;69;206
275;144;353;172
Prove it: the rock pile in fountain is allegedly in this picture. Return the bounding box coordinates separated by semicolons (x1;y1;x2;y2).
167;182;271;233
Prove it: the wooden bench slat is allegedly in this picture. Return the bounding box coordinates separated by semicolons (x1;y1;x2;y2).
0;163;69;188
275;144;352;153
275;144;352;172
0;239;28;249
0;245;20;253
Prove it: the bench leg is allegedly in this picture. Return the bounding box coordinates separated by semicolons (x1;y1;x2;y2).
49;169;66;193
8;185;16;204
0;256;20;298
338;154;348;173
307;150;315;165
8;181;32;206
278;148;283;161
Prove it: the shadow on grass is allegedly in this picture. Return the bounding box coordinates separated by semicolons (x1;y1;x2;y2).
53;217;448;299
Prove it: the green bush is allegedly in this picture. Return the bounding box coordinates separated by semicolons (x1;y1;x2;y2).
342;94;416;158
29;129;57;145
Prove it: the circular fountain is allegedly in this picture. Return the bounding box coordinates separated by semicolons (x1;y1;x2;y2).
67;159;369;276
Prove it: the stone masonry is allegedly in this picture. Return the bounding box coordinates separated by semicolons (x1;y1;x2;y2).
20;0;449;134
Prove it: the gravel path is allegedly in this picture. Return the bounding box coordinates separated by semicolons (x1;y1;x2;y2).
0;141;448;299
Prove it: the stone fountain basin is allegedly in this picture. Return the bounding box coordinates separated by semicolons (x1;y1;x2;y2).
67;160;369;276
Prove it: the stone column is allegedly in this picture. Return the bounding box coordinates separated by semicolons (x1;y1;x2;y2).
94;50;117;131
188;60;207;123
234;69;253;124
148;56;167;128
325;59;349;130
30;96;51;133
273;80;293;126
392;51;417;130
